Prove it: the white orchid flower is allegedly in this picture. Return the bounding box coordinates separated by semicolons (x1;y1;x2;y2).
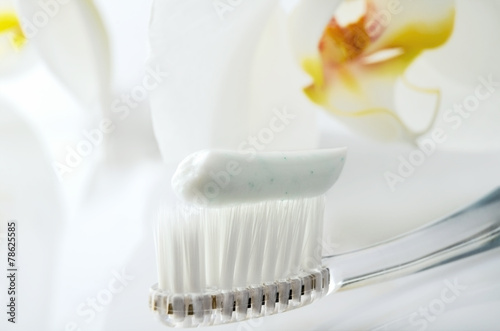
149;0;500;159
301;0;500;151
301;0;455;141
0;1;110;329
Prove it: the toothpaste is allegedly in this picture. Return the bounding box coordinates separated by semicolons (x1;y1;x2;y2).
172;148;347;206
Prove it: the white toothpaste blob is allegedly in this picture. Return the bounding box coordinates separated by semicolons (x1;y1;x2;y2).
172;148;347;206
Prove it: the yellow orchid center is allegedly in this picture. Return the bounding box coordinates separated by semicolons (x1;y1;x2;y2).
0;11;26;50
319;16;370;65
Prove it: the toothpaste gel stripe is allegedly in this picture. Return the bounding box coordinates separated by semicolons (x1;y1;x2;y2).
172;148;347;206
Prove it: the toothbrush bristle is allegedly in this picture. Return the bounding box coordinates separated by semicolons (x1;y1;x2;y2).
151;196;329;327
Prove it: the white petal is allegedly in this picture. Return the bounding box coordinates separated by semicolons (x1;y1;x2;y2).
407;0;500;152
149;0;283;164
420;0;500;86
247;4;321;151
15;0;111;110
0;101;64;330
92;0;155;90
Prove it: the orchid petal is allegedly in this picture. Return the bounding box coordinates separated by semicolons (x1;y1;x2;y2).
410;0;500;151
0;101;64;330
421;0;500;85
246;4;332;151
15;0;111;110
149;0;288;164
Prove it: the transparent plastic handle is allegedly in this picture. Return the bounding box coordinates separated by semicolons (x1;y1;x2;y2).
324;187;500;292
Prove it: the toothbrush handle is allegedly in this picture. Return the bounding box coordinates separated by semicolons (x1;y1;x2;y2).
323;187;500;291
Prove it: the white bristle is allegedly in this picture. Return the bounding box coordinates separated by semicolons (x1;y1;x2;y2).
154;196;326;294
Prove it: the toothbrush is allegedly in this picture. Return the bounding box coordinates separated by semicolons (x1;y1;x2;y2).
150;149;500;328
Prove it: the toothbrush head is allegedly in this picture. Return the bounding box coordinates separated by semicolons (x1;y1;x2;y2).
149;267;330;327
151;148;346;327
151;197;332;327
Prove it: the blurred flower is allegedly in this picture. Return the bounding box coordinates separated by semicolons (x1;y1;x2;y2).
0;1;110;329
302;0;455;142
0;0;111;175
